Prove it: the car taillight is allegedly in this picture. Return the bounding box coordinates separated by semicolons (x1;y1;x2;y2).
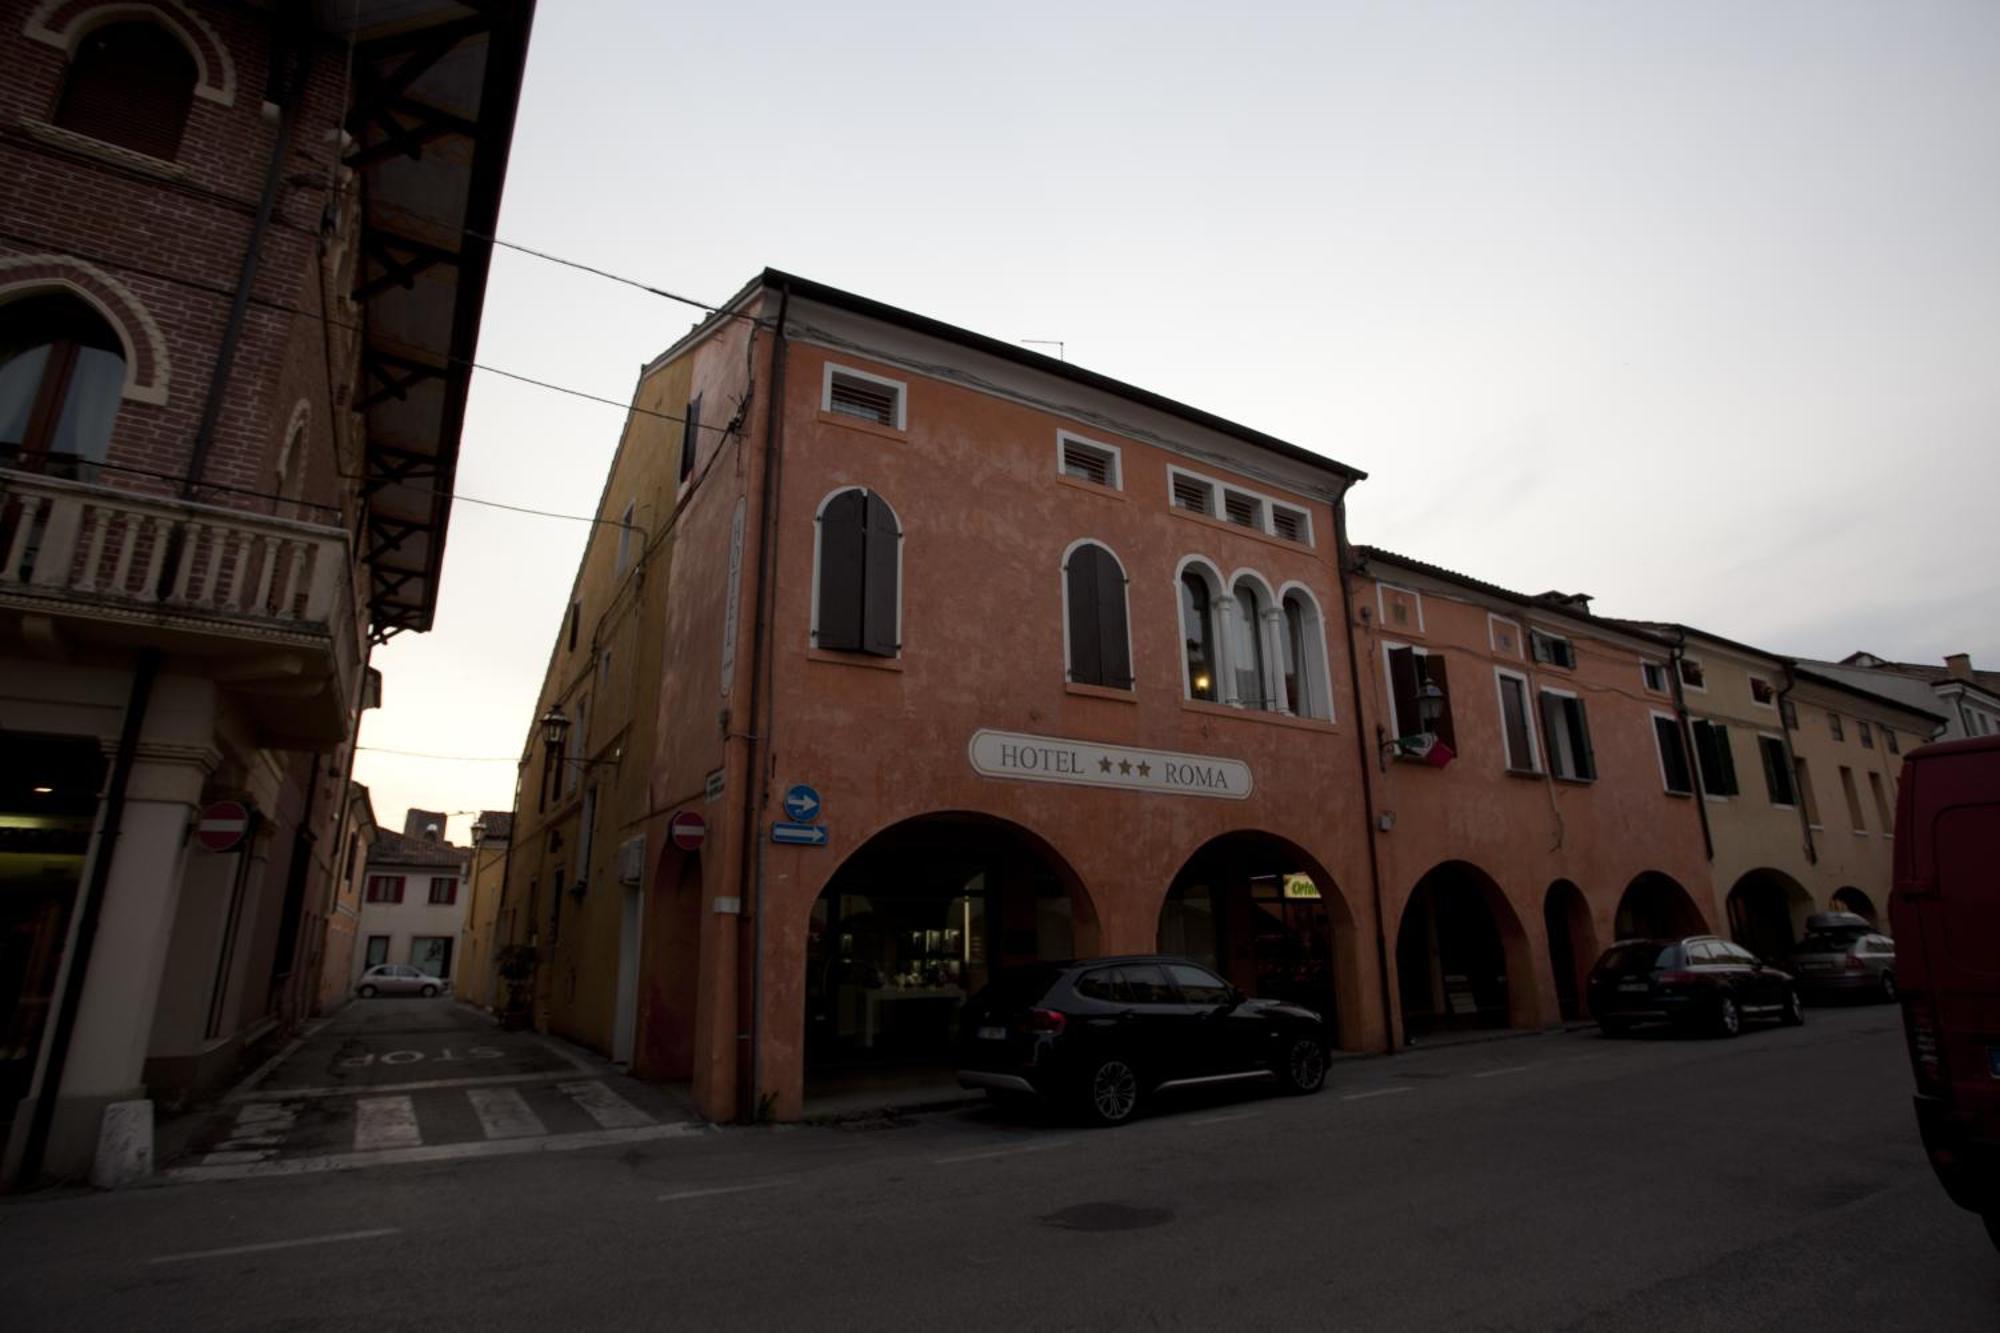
1904;992;1946;1093
1024;1008;1067;1035
1656;970;1698;985
1845;953;1866;971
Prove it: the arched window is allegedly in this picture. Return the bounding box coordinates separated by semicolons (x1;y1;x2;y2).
0;293;125;477
1063;542;1132;689
1231;578;1271;710
814;488;901;657
1281;590;1332;720
54;22;198;160
1180;568;1219;701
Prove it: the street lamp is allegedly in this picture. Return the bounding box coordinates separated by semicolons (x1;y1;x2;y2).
540;704;570;749
1415;680;1447;732
470;817;487;846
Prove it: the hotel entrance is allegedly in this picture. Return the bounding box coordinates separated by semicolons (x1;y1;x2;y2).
803;814;1093;1083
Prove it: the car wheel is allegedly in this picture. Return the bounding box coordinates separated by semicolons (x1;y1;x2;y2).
1277;1037;1328;1094
1781;988;1805;1027
1714;995;1742;1038
358;984;377;998
1079;1056;1141;1127
421;984;438;998
1880;972;1897;1003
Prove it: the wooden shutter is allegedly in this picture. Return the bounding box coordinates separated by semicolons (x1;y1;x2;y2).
1654;717;1692;793
1761;738;1795;804
1713;723;1738;795
1094;548;1131;688
1500;678;1533;771
860;491;900;657
54;24;196;160
1065;546;1103;685
816;490;867;651
1538;691;1566;777
1568;696;1595;779
1423;654;1456;749
1388;647;1419;738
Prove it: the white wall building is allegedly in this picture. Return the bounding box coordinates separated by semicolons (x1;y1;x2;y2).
354;810;470;989
1804;653;2000;743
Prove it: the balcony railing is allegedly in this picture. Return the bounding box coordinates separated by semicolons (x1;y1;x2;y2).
1;468;363;744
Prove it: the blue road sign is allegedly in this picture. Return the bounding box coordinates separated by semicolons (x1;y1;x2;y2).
771;821;829;847
782;784;822;823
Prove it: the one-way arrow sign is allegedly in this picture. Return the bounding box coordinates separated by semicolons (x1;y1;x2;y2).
782;784;821;822
771;821;829;847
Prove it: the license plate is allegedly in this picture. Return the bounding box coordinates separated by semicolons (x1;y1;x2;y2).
976;1026;1007;1041
1618;981;1648;993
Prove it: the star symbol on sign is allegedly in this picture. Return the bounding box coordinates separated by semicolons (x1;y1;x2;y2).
1136;761;1151;778
1118;759;1133;775
1098;756;1113;773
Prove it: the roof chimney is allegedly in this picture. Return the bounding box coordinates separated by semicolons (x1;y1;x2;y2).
1945;653;1974;681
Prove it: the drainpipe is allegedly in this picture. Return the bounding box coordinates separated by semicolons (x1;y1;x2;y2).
1332;503;1396;1055
14;649;160;1188
1775;663;1817;866
181;21;310;500
737;282;791;1120
1666;630;1714;862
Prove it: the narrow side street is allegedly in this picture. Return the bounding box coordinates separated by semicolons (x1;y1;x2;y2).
158;1000;699;1181
4;1006;1992;1331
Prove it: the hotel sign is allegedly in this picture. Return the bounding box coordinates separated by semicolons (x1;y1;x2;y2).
968;729;1252;800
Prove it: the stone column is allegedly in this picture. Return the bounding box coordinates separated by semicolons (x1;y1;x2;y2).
1261;605;1291;713
1212;593;1241;706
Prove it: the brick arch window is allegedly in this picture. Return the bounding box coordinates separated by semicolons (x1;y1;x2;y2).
1062;540;1132;689
1178;559;1223;702
812;487;901;657
0;291;125;477
53;19;197;159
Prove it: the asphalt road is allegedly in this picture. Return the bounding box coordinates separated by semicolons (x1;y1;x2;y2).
3;1004;1994;1331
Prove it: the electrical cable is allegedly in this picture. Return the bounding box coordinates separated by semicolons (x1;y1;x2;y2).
357;746;520;762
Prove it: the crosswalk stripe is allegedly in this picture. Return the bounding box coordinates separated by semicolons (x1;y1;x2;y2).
467;1086;546;1140
557;1080;653;1129
355;1095;422;1151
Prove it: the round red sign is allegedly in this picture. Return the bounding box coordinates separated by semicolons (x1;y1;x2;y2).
668;810;707;852
194;800;251;853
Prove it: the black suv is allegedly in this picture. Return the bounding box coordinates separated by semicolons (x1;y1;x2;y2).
1588;936;1804;1037
954;955;1329;1126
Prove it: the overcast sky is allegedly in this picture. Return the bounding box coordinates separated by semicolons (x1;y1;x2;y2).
352;0;2000;840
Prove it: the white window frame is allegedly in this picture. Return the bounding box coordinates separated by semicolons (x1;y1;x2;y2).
1678;655;1708;694
1756;731;1796;808
808;485;904;657
1376;582;1425;635
1747;675;1778;711
1175;555;1228;702
1493;667;1541;774
1382;640;1442;739
1163;464;1314;547
820;363;907;431
1640;660;1669;696
1538;684;1591;781
1276;581;1336;722
1059;537;1135;690
1487;613;1523;659
1650;709;1694;796
1220;488;1266;531
1690;717;1734;802
1528;626;1575;671
1269;502;1313;546
1055;431;1122;491
1226;567;1281;712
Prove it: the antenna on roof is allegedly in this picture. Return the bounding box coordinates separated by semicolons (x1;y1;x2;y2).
1020;339;1065;363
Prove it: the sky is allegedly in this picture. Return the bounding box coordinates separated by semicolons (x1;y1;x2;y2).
351;0;2000;840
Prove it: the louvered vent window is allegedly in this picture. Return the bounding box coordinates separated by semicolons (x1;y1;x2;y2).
54;22;197;161
1061;438;1118;488
826;371;901;428
1172;474;1214;516
1271;506;1307;544
1222;491;1262;528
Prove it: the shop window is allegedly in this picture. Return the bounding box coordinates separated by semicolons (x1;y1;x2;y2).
1386;645;1455;748
1691;720;1738;797
1281;590;1332;720
1496;670;1540;773
1759;736;1795;806
1530;629;1576;670
1063;542;1132;689
813;488;901;657
412;936;453;979
0;293;126;477
1538;690;1596;781
1180;566;1220;701
54;21;197;160
1653;715;1694;795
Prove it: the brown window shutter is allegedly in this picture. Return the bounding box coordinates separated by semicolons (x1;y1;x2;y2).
1423;654;1455;749
816;490;867;651
1568;696;1595;779
1538;691;1565;776
1654;717;1692;793
1094;547;1131;688
1065;546;1103;685
1388;647;1419;738
1501;678;1532;770
860;491;900;657
54;23;197;160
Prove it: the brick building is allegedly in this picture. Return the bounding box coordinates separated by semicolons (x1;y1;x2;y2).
0;0;534;1186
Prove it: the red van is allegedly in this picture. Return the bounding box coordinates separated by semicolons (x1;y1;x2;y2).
1890;734;2000;1250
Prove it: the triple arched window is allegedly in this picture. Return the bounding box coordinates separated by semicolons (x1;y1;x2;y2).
1177;559;1332;719
1063;541;1132;689
813;488;902;657
0;293;126;477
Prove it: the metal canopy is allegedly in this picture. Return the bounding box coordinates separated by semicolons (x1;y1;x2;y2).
322;0;535;638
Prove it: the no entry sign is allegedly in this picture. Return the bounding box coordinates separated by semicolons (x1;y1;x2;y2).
669;810;707;852
194;800;251;852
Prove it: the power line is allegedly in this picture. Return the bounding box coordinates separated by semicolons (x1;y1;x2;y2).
469;232;741;318
357;746;521;762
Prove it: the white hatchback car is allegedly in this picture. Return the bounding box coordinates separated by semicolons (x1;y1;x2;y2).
355;964;447;998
